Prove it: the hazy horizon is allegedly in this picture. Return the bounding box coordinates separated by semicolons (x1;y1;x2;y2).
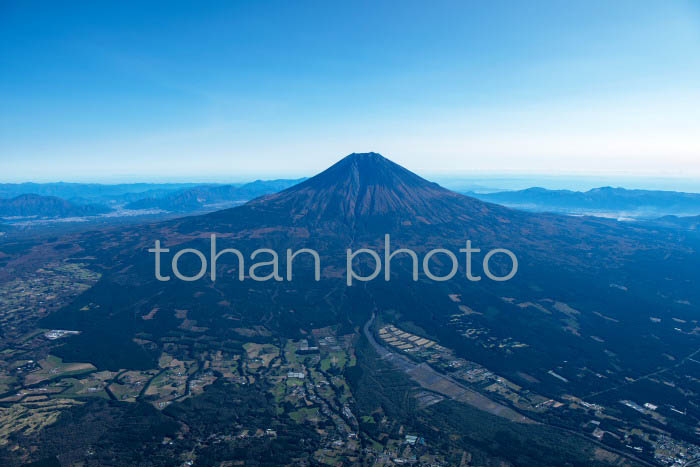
2;169;700;194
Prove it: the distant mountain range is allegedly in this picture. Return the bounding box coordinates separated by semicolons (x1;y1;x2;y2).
0;179;305;228
0;180;304;209
4;178;700;231
124;179;305;212
468;186;700;218
0;182;202;204
0;194;110;219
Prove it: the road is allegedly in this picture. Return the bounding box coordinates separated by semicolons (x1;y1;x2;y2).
583;346;700;400
362;314;534;423
362;313;656;467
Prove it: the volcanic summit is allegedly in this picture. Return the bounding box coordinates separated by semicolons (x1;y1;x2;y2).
243;152;492;225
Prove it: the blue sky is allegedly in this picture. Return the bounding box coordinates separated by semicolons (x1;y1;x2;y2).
1;0;699;182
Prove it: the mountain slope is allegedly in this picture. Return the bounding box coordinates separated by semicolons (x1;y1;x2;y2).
242;153;491;225
190;154;683;272
39;152;697;355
